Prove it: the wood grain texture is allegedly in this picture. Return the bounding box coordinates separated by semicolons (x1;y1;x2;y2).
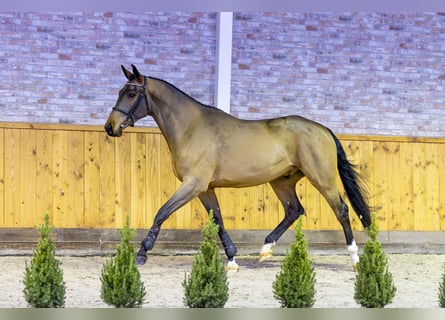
0;123;444;232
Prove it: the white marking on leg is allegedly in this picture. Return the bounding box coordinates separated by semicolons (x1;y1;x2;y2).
226;258;239;272
347;240;359;268
259;242;275;262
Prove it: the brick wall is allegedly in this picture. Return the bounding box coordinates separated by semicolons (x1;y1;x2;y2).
0;12;217;127
1;12;445;137
231;12;445;137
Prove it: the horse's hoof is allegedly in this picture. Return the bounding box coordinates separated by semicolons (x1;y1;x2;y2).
258;243;274;262
258;251;273;262
226;259;239;272
136;254;147;265
350;255;359;271
347;240;359;270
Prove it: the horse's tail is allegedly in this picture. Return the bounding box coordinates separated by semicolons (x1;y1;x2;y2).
327;128;372;228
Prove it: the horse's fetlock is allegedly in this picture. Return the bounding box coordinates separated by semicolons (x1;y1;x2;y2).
220;231;237;258
141;237;153;251
225;244;237;258
141;228;159;250
265;234;276;244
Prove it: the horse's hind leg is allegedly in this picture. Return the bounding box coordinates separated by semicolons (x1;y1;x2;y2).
298;136;359;269
199;189;239;272
321;188;359;268
307;169;359;268
260;173;304;262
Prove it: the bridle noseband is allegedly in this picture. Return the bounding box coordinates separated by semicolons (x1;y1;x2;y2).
112;76;149;127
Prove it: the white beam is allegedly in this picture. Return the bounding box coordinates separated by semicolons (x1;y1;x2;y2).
215;12;233;114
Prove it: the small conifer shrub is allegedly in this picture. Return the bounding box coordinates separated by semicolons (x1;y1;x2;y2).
182;210;229;308
273;219;316;308
23;213;66;308
439;263;445;307
354;213;396;308
100;215;146;308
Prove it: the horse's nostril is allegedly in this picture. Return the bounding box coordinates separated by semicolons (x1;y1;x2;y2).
105;123;113;136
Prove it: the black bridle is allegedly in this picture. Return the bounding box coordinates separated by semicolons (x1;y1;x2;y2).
112;76;149;127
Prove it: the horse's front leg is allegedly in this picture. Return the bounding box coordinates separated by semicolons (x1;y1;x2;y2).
220;231;239;272
198;189;239;272
137;179;205;265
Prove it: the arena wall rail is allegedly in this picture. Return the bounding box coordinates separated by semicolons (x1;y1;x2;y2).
0;122;444;253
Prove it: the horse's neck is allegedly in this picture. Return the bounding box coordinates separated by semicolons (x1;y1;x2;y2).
149;82;201;146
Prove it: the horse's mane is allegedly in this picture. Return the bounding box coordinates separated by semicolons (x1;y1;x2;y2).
148;76;218;110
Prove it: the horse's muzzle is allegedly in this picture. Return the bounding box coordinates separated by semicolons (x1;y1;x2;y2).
104;123;114;136
104;123;123;137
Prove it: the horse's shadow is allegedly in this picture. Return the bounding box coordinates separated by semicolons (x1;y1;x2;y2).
236;257;281;269
236;257;352;272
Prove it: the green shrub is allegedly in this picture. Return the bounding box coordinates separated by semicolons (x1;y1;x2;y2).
273;219;316;308
439;263;445;307
182;210;229;308
354;213;396;308
100;215;146;307
23;213;66;308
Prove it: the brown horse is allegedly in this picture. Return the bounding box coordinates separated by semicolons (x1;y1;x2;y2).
105;65;371;271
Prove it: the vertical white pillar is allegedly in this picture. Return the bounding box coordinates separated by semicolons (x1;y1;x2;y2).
215;12;233;114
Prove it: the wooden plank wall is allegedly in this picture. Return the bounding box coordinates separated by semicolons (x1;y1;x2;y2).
1;122;444;232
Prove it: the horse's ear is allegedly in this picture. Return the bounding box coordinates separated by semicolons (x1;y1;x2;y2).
121;65;133;80
131;64;143;83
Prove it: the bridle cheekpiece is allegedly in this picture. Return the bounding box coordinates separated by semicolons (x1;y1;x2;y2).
112;76;149;127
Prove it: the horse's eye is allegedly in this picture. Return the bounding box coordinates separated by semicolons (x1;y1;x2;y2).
128;93;136;98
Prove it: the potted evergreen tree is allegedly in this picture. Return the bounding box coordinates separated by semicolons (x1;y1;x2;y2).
354;213;396;308
182;210;229;308
23;213;66;308
100;215;146;307
273;218;316;308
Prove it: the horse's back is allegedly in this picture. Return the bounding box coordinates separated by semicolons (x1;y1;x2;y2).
266;115;329;136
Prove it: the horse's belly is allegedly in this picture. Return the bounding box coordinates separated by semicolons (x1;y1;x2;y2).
210;162;296;188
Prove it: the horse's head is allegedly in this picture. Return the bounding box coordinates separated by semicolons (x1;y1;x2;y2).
104;65;150;137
